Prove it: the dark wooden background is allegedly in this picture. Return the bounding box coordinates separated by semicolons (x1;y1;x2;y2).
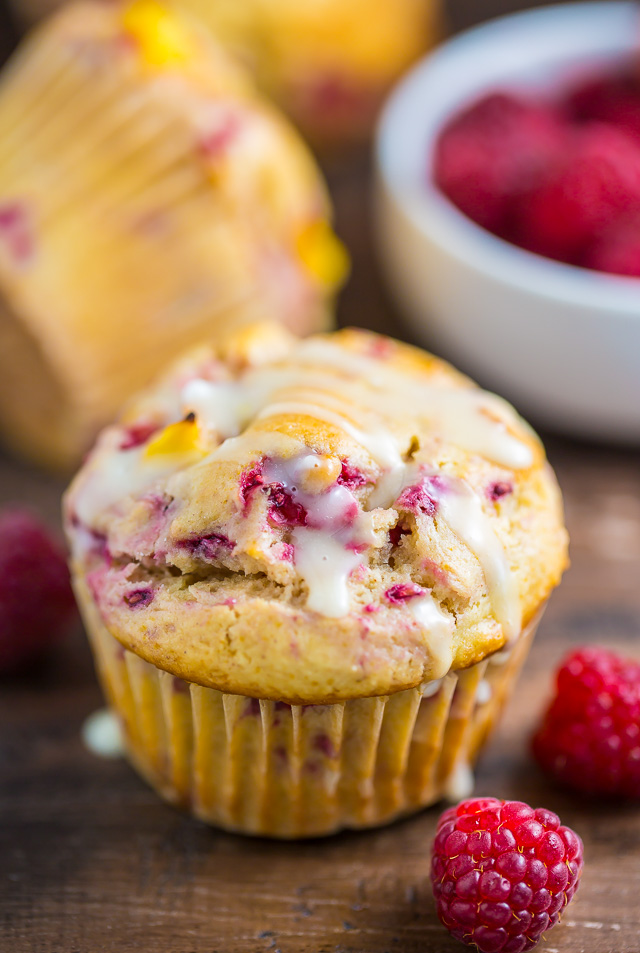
2;2;640;952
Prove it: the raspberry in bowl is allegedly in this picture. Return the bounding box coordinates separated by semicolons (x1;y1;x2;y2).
376;1;640;443
435;88;640;271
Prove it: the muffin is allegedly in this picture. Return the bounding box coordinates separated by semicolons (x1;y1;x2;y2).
175;0;443;145
64;322;568;837
9;0;442;147
0;1;346;472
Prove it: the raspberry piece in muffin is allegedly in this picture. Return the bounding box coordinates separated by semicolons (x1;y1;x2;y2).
533;646;640;798
431;797;584;953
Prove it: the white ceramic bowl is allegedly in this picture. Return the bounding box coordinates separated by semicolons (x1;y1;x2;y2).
375;1;640;442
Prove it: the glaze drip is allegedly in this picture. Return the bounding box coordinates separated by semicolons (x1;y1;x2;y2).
396;465;521;640
407;595;455;678
178;338;534;476
74;442;176;524
71;333;529;632
262;454;375;617
76;334;534;525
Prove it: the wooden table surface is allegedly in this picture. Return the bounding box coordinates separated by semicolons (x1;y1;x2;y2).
2;2;640;952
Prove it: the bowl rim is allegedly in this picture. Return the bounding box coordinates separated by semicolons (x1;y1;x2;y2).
375;0;640;318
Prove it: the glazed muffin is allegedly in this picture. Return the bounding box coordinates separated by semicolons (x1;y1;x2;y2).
64;322;568;837
9;0;442;146
0;1;346;471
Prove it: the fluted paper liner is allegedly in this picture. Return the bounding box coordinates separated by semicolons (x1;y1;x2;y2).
79;584;540;837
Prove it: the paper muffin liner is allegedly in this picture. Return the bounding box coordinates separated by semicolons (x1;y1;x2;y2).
0;3;337;469
78;581;542;838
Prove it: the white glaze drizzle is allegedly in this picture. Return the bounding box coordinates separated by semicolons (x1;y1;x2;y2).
74;443;176;524
181;378;242;438
203;430;303;464
476;679;492;706
75;335;533;529
444;761;475;801
420;676;444;698
182;339;533;521
180;338;533;476
81;708;124;759
437;479;520;641
257;399;406;505
262;454;375;618
398;465;521;641
71;339;524;631
293;339;535;469
292;528;362;617
407;595;455;678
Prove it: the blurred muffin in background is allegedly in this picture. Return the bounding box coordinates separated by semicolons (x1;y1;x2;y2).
0;0;347;472
8;0;442;146
179;0;442;145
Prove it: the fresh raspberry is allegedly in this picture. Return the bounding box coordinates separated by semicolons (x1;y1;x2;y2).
518;124;640;264
532;647;640;797
434;93;567;236
585;215;640;277
431;797;583;953
0;508;77;673
568;70;640;142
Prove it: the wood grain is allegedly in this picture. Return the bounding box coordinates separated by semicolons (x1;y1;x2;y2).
2;161;640;950
2;434;640;953
2;2;640;951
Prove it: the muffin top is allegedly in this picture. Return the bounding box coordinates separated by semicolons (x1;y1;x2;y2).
65;323;568;703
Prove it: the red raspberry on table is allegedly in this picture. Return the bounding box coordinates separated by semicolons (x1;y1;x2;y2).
431;797;583;953
585;216;640;277
518;124;640;264
532;646;640;797
0;508;77;674
433;92;567;237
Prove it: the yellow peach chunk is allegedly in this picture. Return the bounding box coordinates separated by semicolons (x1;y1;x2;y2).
144;417;206;458
121;0;195;69
295;220;349;289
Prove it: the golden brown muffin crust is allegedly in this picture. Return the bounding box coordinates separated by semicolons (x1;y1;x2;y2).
65;323;568;702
